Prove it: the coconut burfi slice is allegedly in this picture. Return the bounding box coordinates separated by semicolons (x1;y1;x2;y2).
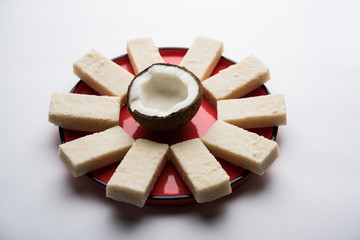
201;120;279;175
73;49;133;105
170;138;231;203
202;55;270;107
218;94;287;128
58;126;135;177
106;139;169;207
126;37;165;75
48;92;120;132
179;37;223;81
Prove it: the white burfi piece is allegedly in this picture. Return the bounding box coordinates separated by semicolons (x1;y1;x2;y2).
106;139;169;207
201;120;279;175
48;92;120;132
170;138;231;203
58;126;135;177
126;37;165;74
180;37;223;81
73;49;133;105
218;94;287;128
202;55;270;107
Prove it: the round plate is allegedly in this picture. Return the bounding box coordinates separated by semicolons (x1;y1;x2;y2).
59;48;278;206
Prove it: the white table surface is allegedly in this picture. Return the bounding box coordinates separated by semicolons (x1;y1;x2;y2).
1;0;359;239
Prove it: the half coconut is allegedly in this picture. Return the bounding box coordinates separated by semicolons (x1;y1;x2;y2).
127;63;202;131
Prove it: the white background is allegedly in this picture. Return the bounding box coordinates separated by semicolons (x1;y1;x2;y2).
1;0;359;239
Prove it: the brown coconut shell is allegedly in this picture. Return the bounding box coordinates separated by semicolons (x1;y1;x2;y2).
127;63;202;132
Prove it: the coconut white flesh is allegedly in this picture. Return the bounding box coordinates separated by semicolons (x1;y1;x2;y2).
128;64;200;117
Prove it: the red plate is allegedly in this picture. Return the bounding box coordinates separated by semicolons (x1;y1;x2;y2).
59;48;277;206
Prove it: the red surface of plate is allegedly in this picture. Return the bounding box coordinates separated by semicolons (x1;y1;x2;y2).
59;48;277;206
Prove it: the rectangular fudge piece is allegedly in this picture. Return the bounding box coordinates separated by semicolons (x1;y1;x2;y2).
73;49;134;105
202;55;270;107
106;139;169;207
201;120;279;175
126;37;165;75
218;94;287;128
170;138;231;203
58;126;135;177
48;92;120;132
179;37;223;81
